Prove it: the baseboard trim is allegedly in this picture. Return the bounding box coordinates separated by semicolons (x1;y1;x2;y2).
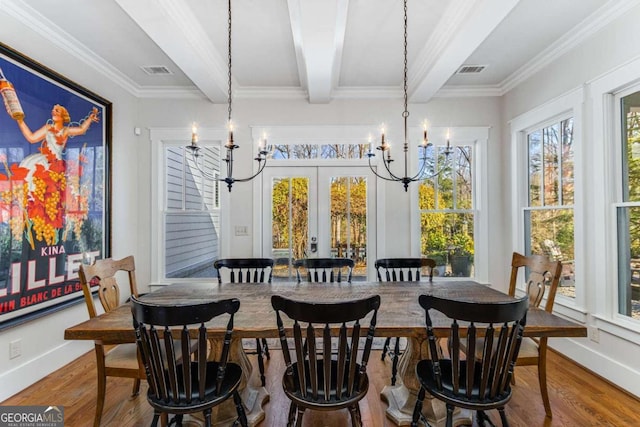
550;338;640;398
0;340;93;402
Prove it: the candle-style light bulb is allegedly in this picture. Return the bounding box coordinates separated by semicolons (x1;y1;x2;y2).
191;122;198;146
261;131;267;152
422;122;429;146
227;120;234;146
380;125;386;147
368;134;373;153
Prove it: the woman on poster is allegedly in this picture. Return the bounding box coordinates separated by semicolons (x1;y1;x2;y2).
3;101;100;248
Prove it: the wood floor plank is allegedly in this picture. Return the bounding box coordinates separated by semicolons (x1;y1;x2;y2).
2;349;639;426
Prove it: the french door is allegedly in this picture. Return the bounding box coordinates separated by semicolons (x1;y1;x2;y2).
261;166;376;281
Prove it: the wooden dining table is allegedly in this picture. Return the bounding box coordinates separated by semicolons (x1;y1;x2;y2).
65;280;587;427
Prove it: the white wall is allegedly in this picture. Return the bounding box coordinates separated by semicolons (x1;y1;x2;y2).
138;96;503;278
5;1;640;403
0;12;141;400
501;3;640;398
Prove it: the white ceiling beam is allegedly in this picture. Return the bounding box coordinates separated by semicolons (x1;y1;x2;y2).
409;0;520;102
114;0;228;103
287;0;348;103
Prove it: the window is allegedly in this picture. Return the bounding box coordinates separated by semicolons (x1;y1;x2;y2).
419;144;475;277
272;143;369;159
616;90;640;320
163;144;220;279
524;117;575;297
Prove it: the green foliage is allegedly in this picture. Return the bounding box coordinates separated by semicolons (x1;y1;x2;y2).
419;183;474;257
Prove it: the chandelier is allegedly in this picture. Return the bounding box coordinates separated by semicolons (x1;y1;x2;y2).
367;0;452;192
186;0;268;192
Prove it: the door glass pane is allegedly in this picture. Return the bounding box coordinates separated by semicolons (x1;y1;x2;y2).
271;177;308;281
330;177;367;281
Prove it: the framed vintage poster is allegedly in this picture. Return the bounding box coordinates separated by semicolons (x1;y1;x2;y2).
0;43;111;329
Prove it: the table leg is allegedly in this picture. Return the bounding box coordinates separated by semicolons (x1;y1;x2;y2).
207;338;270;426
380;337;472;427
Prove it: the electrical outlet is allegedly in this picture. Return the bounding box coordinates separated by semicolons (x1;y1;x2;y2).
589;326;600;343
9;339;21;359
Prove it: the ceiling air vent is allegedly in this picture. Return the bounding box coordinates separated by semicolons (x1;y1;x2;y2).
141;65;173;75
456;65;486;74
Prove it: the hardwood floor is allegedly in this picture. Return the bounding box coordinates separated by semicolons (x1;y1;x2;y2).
2;348;639;426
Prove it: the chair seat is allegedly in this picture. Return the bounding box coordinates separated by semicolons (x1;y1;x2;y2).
283;359;369;411
469;336;540;363
416;359;512;410
148;362;243;413
104;343;141;370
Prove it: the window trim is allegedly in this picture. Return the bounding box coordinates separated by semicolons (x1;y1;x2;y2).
410;126;489;282
150;127;230;286
510;88;584;314
590;56;640;336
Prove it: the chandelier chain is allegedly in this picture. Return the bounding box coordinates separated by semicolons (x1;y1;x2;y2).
402;0;409;145
227;0;233;123
403;0;408;117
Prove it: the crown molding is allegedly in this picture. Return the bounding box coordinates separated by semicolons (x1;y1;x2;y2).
499;0;640;94
4;0;143;97
435;85;503;98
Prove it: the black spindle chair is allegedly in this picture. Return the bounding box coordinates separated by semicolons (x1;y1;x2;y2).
271;294;380;427
214;258;274;387
375;257;435;385
293;257;354;283
131;297;248;427
411;294;529;427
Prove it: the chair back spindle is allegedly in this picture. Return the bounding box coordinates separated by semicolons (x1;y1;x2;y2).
293;258;354;283
214;258;274;284
131;297;248;426
272;294;379;425
375;258;436;282
413;294;529;426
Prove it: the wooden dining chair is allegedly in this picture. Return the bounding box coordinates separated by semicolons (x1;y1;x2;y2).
412;294;529;427
293;257;354;283
508;252;562;417
131;296;248;427
375;257;436;386
78;256;146;427
461;252;562;418
214;257;274;387
271;294;380;427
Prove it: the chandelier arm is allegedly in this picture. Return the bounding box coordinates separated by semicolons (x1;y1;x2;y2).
367;156;405;182
192;154;219;181
229;158;268;183
380;157;405;181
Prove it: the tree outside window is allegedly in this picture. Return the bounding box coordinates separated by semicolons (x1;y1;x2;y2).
419;145;474;277
617;91;640;319
525;118;575;297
